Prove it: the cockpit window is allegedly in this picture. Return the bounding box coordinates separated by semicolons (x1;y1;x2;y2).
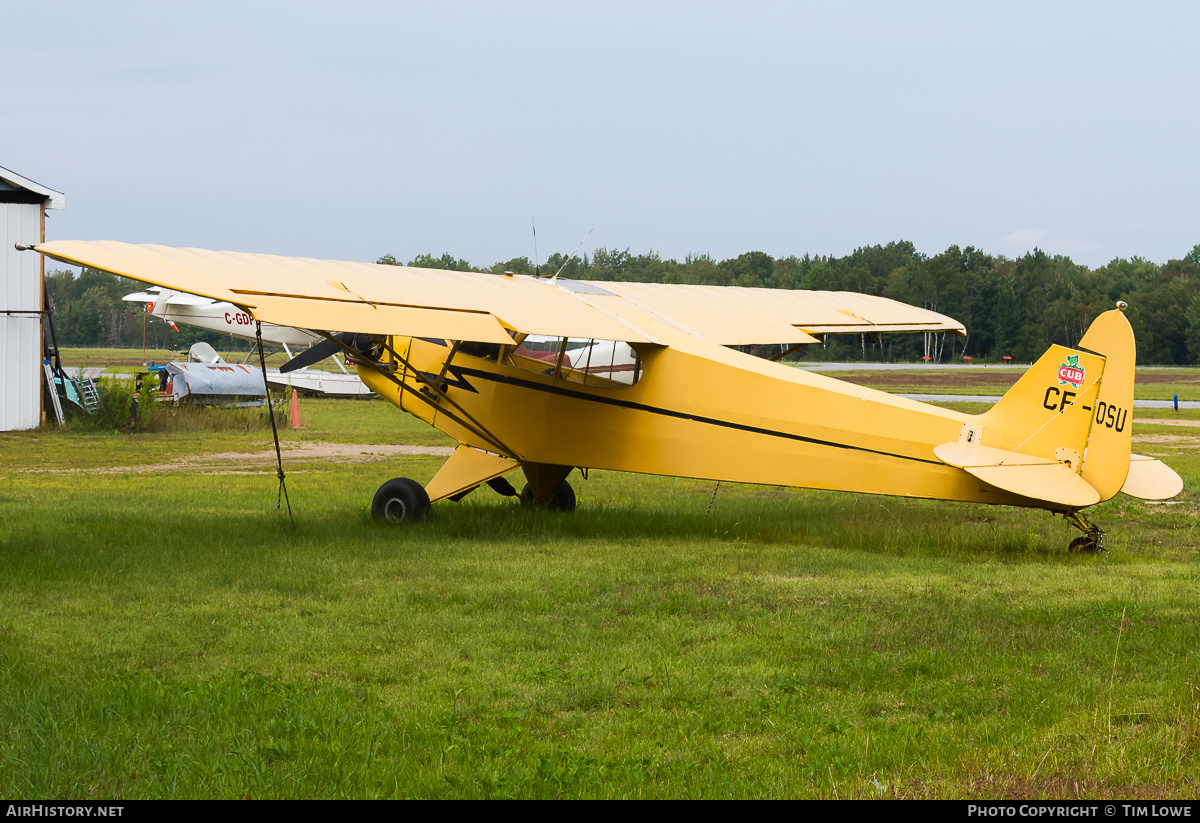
509;335;642;387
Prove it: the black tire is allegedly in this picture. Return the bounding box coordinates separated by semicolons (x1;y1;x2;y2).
520;480;576;512
1069;535;1097;554
371;477;431;523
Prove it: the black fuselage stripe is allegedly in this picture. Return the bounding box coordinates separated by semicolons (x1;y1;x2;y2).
451;365;942;467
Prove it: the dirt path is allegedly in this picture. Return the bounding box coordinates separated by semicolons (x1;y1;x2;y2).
16;424;1193;475
18;442;455;475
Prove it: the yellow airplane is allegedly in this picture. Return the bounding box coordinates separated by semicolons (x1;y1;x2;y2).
27;241;1183;552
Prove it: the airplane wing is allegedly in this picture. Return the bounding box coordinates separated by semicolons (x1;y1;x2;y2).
598;281;967;343
34;241;656;346
32;240;966;347
122;288;216;306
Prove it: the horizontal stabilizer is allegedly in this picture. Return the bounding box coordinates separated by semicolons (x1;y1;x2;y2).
1121;454;1184;500
122;289;213;306
934;442;1101;508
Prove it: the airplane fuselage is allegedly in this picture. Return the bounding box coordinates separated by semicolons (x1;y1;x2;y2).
153;301;321;347
358;333;1040;510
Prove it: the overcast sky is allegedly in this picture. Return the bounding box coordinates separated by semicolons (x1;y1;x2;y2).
5;1;1198;270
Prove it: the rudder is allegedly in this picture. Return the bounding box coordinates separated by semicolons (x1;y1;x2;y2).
1075;308;1135;500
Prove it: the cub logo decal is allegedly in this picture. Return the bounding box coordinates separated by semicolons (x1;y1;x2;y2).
1057;354;1085;389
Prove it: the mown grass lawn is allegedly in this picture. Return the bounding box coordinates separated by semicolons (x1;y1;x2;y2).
1;381;1197;798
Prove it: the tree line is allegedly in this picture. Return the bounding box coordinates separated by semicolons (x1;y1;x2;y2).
45;241;1200;364
384;242;1200;364
43;268;217;351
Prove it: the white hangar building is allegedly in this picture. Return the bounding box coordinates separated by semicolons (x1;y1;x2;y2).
1;166;66;431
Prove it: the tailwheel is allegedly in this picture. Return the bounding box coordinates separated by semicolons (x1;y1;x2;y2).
371;477;431;523
1065;512;1106;556
520;480;576;512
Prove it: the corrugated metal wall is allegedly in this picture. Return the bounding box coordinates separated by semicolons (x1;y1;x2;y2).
1;202;44;430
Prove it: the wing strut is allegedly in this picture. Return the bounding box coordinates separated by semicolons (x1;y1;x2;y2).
255;321;294;524
318;332;520;460
377;336;520;459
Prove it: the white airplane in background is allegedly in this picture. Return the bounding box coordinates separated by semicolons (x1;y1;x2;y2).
123;287;372;397
124;286;324;351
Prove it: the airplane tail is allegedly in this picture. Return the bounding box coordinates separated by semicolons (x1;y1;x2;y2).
147;289;179;319
933;306;1180;510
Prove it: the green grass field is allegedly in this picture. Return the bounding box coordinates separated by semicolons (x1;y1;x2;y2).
1;370;1197;798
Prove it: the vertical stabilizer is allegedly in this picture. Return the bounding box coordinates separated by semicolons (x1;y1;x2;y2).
978;344;1106;470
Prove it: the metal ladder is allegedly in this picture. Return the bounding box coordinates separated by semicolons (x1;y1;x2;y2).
79;377;101;415
43;362;66;426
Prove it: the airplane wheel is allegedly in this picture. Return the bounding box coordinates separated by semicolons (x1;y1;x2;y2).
1069;535;1098;554
371;477;430;523
520;480;576;512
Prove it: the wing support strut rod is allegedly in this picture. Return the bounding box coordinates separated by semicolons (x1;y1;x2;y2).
377;335;520;459
769;343;808;362
256;321;295;524
315;332;519;460
433;341;463;388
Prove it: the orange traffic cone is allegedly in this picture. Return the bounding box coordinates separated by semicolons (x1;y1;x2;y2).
289;388;301;429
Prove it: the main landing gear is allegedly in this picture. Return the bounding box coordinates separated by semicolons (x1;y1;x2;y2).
520;480;576;512
371;477;431;523
1065;512;1106;555
369;473;578;522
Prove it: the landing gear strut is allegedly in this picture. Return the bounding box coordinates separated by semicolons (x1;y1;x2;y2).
519;463;577;512
1065;512;1106;555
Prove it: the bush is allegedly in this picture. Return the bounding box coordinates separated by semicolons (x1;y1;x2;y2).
67;376;282;434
